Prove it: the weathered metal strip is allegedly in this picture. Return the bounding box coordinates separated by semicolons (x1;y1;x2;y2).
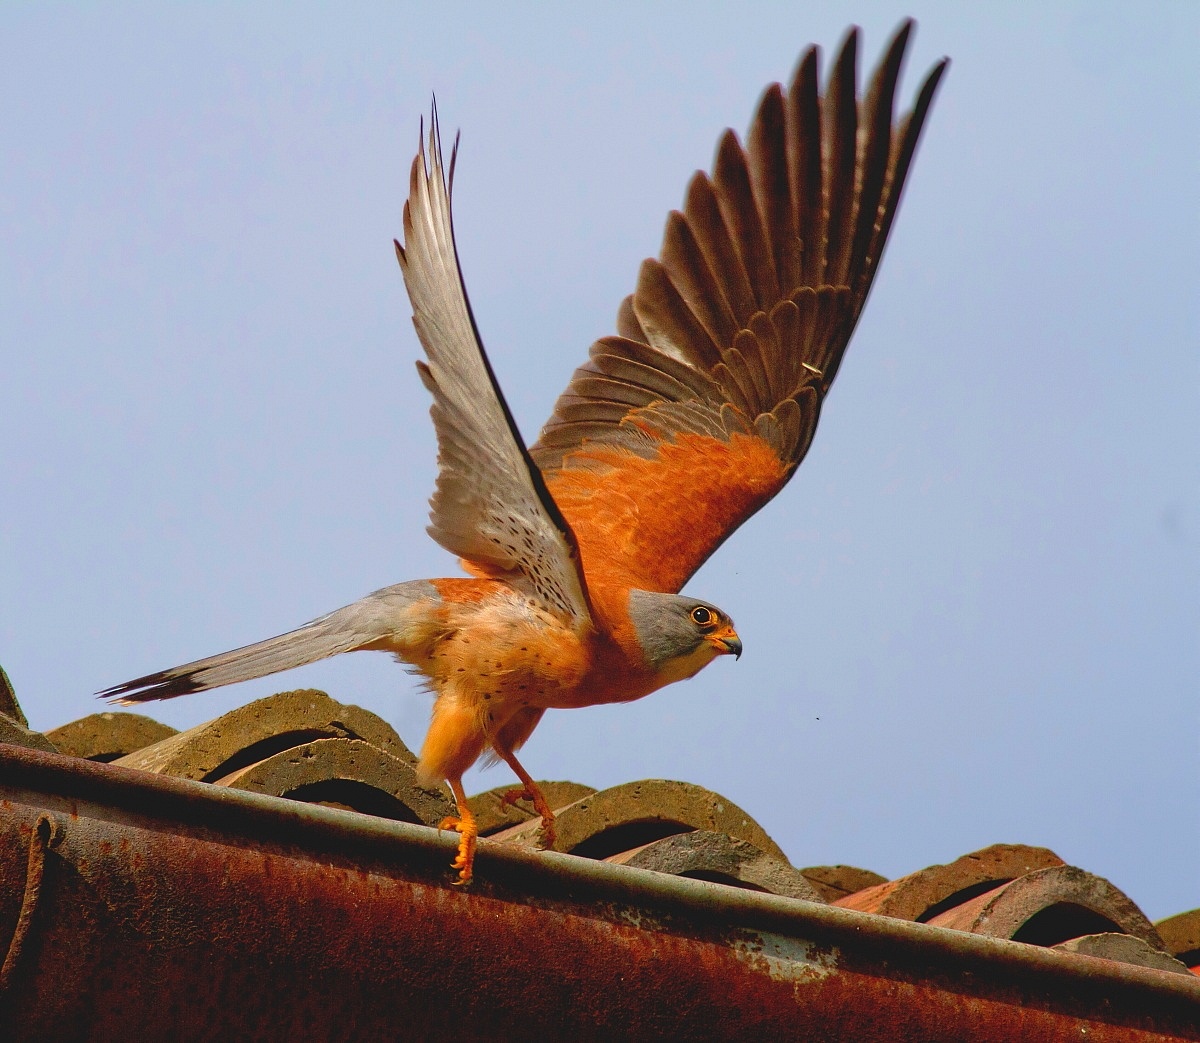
0;745;1196;1041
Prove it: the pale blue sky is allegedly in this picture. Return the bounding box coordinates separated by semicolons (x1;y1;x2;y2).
3;3;1196;920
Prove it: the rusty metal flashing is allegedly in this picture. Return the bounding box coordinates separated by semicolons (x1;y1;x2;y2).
0;744;1197;1041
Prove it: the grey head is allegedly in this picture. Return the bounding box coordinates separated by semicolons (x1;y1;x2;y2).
627;589;742;678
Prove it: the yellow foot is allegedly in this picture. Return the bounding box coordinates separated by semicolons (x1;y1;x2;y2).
499;787;556;849
451;835;476;886
439;817;477;884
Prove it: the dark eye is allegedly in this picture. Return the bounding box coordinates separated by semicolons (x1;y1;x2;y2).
690;606;713;626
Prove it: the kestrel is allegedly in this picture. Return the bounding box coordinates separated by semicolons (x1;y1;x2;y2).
103;22;947;884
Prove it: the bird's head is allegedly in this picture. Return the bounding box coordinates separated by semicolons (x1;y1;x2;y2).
627;589;741;687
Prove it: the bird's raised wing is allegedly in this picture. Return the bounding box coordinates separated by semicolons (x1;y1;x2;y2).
531;22;948;595
396;113;591;625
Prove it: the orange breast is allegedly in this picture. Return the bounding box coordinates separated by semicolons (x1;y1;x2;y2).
427;576;670;710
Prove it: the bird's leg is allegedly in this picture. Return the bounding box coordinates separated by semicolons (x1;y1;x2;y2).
493;746;556;850
438;776;478;885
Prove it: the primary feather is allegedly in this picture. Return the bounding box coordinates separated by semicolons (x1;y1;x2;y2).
532;22;948;596
395;111;592;627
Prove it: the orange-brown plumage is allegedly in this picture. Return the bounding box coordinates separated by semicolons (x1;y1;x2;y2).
101;23;947;885
547;431;791;595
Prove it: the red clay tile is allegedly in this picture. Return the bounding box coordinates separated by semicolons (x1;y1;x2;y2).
927;865;1169;952
834;843;1064;922
1155;908;1200;974
45;712;178;762
491;779;786;862
798;864;887;903
215;736;454;826
1053;933;1192;975
609;830;824;902
0;715;57;754
114;688;414;780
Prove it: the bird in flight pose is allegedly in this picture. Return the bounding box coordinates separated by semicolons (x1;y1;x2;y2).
103;22;947;884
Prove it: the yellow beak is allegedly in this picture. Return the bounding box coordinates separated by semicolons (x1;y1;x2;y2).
709;626;742;660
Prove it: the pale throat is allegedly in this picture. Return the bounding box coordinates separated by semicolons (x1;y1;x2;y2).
649;642;721;689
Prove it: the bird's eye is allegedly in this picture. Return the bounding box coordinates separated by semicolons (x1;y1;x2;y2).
690;606;713;626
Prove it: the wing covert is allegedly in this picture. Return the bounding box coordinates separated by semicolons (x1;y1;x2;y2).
531;22;948;595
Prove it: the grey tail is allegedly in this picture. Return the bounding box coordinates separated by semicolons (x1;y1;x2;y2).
98;612;366;704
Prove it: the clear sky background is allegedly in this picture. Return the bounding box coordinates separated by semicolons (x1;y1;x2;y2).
3;3;1196;920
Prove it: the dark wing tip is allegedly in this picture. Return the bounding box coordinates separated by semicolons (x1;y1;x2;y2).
890;17;915;46
449;129;461;190
834;23;861;67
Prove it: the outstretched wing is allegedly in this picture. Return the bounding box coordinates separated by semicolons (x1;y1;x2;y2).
531;22;948;595
396;111;591;625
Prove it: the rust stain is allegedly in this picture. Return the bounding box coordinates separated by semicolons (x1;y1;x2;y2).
0;745;1196;1041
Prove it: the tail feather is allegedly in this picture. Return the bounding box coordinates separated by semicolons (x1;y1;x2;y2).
99;580;441;703
100;616;361;703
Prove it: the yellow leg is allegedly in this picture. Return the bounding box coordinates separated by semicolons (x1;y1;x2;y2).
494;746;557;850
439;777;478;885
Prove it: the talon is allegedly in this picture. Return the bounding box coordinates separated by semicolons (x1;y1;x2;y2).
491;756;556;853
500;787;535;810
444;779;478;885
450;833;476;885
532;803;557;850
